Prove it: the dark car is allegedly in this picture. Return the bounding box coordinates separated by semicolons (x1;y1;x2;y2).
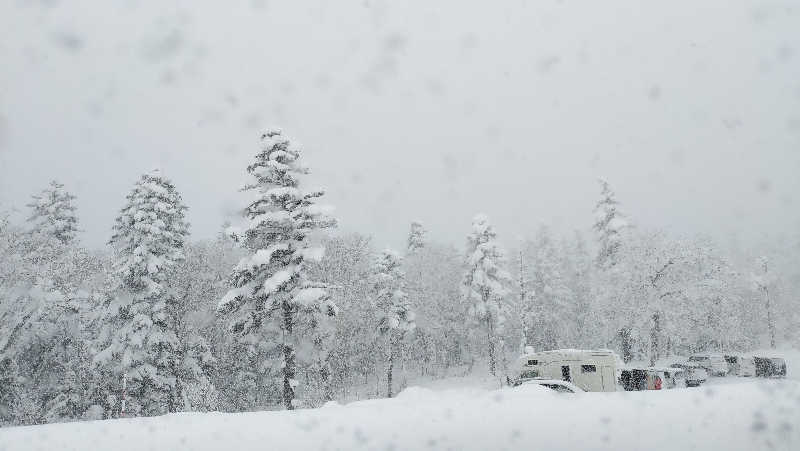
754;357;787;378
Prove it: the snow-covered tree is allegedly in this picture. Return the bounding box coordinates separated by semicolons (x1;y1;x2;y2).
461;214;510;376
0;357;21;425
26;180;79;245
94;169;190;416
593;178;629;269
593;231;677;363
407;221;427;254
20;290;92;423
403;242;465;376
0;205;105;425
218;129;337;410
752;256;777;349
515;246;532;351
308;233;375;401
372;249;415;397
525;226;575;350
560;231;595;347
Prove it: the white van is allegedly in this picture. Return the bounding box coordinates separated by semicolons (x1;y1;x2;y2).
724;355;756;377
688;354;729;376
513;349;622;392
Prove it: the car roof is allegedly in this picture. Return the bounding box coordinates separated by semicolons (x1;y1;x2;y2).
670;362;704;368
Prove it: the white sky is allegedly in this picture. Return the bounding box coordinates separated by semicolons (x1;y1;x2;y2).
1;0;798;251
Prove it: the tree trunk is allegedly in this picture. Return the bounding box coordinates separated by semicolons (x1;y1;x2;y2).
387;344;394;398
649;312;661;366
763;286;776;349
170;375;182;413
619;327;633;363
282;300;296;410
487;316;496;376
320;361;333;403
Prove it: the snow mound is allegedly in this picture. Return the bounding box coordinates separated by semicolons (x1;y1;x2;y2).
394;385;434;400
1;381;799;451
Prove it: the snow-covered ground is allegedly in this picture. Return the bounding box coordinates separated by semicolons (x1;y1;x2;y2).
2;378;799;451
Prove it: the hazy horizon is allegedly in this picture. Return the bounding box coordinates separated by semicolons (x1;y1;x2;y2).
2;0;798;252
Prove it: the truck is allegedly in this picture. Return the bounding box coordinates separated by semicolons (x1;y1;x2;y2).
512;349;623;392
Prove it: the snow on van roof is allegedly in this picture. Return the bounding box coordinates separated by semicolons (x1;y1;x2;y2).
520;349;619;356
515;349;625;368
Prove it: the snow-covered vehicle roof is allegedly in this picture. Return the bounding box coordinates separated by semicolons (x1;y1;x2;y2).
689;353;725;359
523;348;618;356
518;349;623;363
647;367;683;373
668;364;708;380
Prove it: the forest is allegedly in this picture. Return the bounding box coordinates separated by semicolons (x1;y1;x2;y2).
1;128;798;427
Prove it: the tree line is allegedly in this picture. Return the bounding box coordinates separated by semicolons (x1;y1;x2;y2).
1;129;798;426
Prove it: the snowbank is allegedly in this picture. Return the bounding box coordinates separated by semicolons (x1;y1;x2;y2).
2;381;799;450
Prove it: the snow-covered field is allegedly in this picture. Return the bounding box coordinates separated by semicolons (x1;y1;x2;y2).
2;378;799;451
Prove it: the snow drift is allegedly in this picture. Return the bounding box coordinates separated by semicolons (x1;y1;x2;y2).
2;380;799;451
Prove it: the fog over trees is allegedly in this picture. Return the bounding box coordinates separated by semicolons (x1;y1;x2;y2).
1;131;798;426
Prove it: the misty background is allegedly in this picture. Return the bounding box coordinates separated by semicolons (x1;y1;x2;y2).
1;0;799;250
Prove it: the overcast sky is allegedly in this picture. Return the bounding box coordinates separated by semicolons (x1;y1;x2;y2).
1;0;798;251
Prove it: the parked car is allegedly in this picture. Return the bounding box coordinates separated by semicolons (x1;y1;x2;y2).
647;367;683;389
670;363;708;387
619;367;677;391
664;368;686;388
688;354;729;376
724;355;756;377
518;378;585;393
754;357;787;378
619;368;647;391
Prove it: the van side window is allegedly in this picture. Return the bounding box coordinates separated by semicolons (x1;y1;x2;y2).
527;359;538;366
581;365;597;373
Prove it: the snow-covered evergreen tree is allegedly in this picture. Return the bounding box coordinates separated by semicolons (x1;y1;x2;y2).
593;178;629;269
407;221;427;254
218;129;337;410
94;169;190;416
26;180;79;245
461;214;510;376
372;249;415;397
